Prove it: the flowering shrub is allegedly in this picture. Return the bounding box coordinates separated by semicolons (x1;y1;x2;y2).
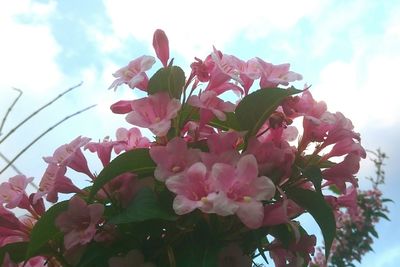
0;29;367;267
312;150;391;267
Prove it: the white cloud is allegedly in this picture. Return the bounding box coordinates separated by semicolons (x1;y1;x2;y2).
102;0;327;61
313;5;400;129
0;1;64;96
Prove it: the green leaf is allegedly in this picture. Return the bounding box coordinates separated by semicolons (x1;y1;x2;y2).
26;201;68;258
303;165;323;194
382;198;394;203
176;243;220;267
269;224;294;248
328;185;341;195
302;155;336;169
76;243;111;267
148;66;186;99
109;187;176;224
235;87;301;139
375;211;390;221
89;148;156;201
286;187;336;258
369;227;379;238
0;242;28;264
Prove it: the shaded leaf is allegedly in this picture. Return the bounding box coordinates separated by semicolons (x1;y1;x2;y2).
369;227;379;238
89;148;155;201
375;211;390;221
109;187;176;224
303;165;323;194
26;201;68;258
269;224;293;249
286;187;336;258
76;242;111;267
148;66;185;99
0;242;28;264
302;155;336;169
235;87;301;139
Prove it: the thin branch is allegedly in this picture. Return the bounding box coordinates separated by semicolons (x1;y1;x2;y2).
0;151;23;175
0;82;83;145
0;151;39;189
0;104;96;175
0;88;23;136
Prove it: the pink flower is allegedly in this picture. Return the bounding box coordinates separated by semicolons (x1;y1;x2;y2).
149;137;200;181
337;186;358;218
190;57;211;82
44;136;93;178
55;196;104;250
165;162;214;215
256;57;302;88
126;92;181;136
210;155;275;229
2;255;47;267
323;138;366;160
85;137;118;167
153;29;169;67
188;90;235;126
110;100;133;114
105;173;139;208
203;49;245;96
34;163;82;203
322;153;361;193
108;55;156;91
0;175;33;209
180;121;216;142
246;133;296;182
200;131;241;168
113;127;150;154
263;199;303;226
108;249;155;267
0;206;30;247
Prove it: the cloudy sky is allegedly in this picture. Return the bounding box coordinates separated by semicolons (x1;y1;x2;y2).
0;0;399;266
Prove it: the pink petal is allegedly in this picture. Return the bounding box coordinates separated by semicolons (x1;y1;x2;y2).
153;29;170;67
236;201;264;229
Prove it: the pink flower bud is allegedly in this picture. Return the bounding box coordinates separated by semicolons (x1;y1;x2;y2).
153;29;169;67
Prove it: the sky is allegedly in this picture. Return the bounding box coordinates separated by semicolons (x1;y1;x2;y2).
0;0;399;266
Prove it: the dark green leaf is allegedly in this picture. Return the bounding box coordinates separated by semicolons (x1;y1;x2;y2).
26;201;68;258
269;224;294;248
302;155;336;168
89;148;155;201
176;243;220;267
257;247;269;264
329;185;341;195
76;243;112;267
303;165;323;194
382;198;394;203
369;227;379;238
235;87;301;139
109;187;176;224
0;242;28;264
209;112;241;131
375;211;390;221
148;66;185;99
286;187;336;258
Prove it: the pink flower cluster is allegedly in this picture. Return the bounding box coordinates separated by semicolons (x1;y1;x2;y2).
0;29;367;267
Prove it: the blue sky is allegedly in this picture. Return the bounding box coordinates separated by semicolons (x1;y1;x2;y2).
0;0;399;266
